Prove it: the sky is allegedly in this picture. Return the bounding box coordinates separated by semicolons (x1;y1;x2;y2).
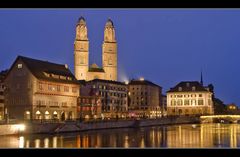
0;9;240;105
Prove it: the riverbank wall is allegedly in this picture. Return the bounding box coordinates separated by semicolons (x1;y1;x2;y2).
0;116;200;135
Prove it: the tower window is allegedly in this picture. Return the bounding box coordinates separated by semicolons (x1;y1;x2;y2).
108;58;113;65
80;58;84;64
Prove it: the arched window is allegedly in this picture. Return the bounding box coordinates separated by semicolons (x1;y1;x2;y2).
45;111;50;120
24;111;31;120
53;111;58;120
108;57;113;65
35;111;42;120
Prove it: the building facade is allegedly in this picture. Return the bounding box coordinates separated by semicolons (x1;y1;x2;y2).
0;70;7;120
78;82;102;120
128;78;162;118
4;56;79;121
74;17;117;81
79;79;128;119
167;81;214;116
161;94;167;116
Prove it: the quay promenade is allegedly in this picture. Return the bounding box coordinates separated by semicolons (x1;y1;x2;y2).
0;116;200;135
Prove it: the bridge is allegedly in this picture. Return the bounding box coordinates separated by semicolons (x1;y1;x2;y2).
200;115;240;124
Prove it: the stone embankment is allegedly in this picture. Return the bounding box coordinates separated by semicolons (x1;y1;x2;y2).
0;116;200;135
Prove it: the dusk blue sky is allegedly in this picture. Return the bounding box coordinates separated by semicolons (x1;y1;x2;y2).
0;9;239;105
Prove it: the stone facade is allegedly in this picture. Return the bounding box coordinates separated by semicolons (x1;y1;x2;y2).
4;56;79;121
128;79;162;118
74;17;117;81
79;79;128;119
167;81;214;116
77;84;102;120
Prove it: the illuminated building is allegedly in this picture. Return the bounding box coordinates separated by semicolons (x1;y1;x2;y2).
0;70;7;120
226;103;239;114
78;81;102;120
227;103;238;110
74;17;118;81
128;78;162;118
79;79;128;119
167;81;214;116
4;56;79;120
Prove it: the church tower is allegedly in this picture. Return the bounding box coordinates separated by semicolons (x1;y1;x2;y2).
102;19;118;81
74;16;89;80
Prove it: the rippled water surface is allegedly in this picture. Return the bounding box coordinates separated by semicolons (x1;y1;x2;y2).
1;123;240;148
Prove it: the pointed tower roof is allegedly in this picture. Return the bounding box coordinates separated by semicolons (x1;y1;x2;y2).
105;18;114;27
77;16;86;25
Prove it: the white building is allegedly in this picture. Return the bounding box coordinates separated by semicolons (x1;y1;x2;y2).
167;81;214;116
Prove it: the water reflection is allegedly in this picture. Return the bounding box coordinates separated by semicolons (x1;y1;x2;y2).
1;123;240;148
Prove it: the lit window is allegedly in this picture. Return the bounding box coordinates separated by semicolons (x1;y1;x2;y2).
17;64;22;69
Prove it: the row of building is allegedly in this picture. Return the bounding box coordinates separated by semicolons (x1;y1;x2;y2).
0;17;215;121
0;55;165;120
0;55;215;121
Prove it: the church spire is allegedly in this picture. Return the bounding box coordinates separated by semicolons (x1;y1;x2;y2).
200;70;203;86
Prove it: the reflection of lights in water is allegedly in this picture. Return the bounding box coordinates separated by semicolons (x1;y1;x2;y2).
76;135;81;148
19;136;24;148
53;137;57;148
26;140;30;148
44;138;49;148
140;136;145;148
124;135;129;148
35;139;40;148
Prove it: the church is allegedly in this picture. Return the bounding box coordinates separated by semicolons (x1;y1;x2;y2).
74;17;118;81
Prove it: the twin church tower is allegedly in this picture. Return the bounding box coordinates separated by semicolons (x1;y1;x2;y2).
74;17;118;81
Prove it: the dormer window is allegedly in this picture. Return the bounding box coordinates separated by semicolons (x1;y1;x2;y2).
178;87;182;91
43;72;50;77
186;82;190;87
192;86;196;91
17;64;22;69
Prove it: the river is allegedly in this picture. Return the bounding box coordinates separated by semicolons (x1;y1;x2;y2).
0;123;240;148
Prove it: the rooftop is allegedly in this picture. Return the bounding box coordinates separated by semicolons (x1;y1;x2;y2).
128;79;161;88
9;55;79;84
167;81;209;93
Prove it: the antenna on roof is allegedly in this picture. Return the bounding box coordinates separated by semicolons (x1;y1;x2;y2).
200;69;203;86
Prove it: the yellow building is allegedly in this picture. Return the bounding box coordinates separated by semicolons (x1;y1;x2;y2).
4;56;79;121
74;17;117;81
167;81;214;116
